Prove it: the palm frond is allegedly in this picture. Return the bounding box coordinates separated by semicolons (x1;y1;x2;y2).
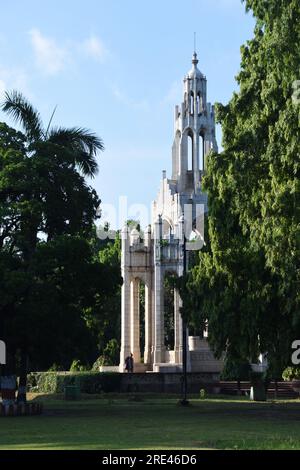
1;90;44;142
48;127;104;177
45;105;57;139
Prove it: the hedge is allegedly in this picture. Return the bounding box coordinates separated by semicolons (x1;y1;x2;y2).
27;371;122;394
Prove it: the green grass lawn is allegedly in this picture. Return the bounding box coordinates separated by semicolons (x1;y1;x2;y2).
1;394;300;450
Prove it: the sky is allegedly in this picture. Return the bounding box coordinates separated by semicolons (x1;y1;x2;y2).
0;0;255;229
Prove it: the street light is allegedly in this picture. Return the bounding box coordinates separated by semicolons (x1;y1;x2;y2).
180;235;189;406
179;207;205;406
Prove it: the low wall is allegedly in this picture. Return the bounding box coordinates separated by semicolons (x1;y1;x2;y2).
120;372;220;394
26;371;220;394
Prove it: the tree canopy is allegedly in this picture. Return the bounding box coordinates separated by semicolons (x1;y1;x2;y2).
0;94;121;401
180;0;300;373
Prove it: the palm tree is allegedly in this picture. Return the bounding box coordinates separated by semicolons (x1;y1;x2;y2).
0;91;104;404
2;90;104;178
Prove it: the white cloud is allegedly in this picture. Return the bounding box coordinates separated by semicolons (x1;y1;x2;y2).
0;66;32;99
82;35;109;62
29;29;110;75
29;28;67;76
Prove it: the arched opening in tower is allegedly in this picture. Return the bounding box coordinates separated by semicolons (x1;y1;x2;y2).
187;133;193;171
199;132;204;171
190;91;194;115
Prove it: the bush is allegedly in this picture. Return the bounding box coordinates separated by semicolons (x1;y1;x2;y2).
69;359;90;372
282;367;300;381
92;339;120;369
103;339;120;366
27;371;122;394
92;356;106;371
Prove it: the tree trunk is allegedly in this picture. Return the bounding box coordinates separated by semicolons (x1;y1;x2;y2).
250;372;267;401
17;351;28;404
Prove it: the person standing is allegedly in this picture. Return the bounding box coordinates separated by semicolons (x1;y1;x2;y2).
125;353;134;373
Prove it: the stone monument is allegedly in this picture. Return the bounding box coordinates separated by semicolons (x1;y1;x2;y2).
119;52;223;374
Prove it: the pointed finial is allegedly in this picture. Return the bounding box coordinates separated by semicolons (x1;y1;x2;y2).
194;32;196;53
192;51;198;66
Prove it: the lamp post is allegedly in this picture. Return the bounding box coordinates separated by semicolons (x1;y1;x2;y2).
180;235;189;406
180;208;204;405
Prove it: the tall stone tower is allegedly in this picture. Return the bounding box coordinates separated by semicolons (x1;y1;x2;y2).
172;51;218;194
119;53;222;374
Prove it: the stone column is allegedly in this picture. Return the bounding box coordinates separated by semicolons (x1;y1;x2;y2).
179;134;187;193
151;271;155;361
144;276;152;365
119;226;131;372
130;278;141;363
153;215;165;364
144;225;153;366
154;265;165;364
119;275;131;371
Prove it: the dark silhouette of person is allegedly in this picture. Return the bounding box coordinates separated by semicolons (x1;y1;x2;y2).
125;353;134;373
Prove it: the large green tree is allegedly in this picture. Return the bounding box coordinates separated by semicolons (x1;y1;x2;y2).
181;0;300;376
0;92;120;402
86;229;122;360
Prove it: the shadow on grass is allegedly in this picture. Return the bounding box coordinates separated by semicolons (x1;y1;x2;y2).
1;394;300;450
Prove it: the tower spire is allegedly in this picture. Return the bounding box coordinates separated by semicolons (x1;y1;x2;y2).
192;33;199;67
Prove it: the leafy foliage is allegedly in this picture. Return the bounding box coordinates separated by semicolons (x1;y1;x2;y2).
27;371;122;394
282;367;300;381
180;1;300;373
0;94;121;396
69;360;90;372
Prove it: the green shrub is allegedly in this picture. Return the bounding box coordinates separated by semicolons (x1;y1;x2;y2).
92;356;106;371
282;367;300;381
27;372;44;390
27;371;122;394
69;359;90;372
103;339;119;365
92;339;120;369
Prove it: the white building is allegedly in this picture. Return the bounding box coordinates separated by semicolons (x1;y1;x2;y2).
119;53;223;374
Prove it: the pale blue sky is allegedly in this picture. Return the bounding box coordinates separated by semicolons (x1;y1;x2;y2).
0;0;255;228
